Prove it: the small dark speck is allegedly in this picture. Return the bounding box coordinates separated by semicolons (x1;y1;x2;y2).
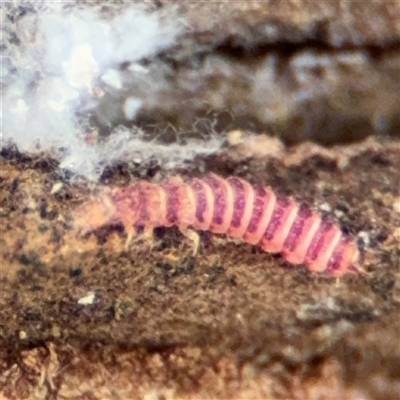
356;236;367;250
370;154;390;166
251;247;258;254
210;265;225;275
23;307;42;321
172;257;196;277
16;269;29;282
336;203;349;213
62;222;73;231
39;202;47;219
322;188;333;197
38;224;49;233
207;265;225;282
10;179;19;194
69;267;82;278
47;209;58;221
340;224;352;235
8;32;21;46
186;257;196;273
154;226;167;238
119;61;131;70
155;262;173;272
35;159;53;172
17;5;35;18
39;202;58;220
30;285;43;292
18;254;31;266
103;306;116;323
345;309;375;323
369;276;395;295
375;229;388;243
50;227;62;244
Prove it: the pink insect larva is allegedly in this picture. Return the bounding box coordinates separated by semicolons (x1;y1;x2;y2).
74;173;363;277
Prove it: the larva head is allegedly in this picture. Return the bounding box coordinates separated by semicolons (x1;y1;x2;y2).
74;193;118;236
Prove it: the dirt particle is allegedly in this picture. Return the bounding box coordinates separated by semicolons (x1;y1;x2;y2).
77;292;96;306
19;330;28;340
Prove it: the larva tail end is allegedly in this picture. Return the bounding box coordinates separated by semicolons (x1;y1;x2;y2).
348;248;367;276
333;264;367;284
347;263;367;276
330;248;366;277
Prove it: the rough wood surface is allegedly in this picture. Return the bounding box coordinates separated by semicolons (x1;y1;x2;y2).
1;137;399;399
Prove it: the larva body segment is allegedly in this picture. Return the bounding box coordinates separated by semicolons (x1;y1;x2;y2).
203;174;233;234
260;196;299;254
243;185;275;245
75;173;362;277
227;177;255;239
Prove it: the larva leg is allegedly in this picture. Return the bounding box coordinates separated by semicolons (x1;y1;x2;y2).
124;226;138;250
180;227;200;256
142;225;155;249
124;225;155;250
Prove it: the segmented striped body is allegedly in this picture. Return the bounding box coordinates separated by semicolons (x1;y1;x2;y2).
75;174;361;277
